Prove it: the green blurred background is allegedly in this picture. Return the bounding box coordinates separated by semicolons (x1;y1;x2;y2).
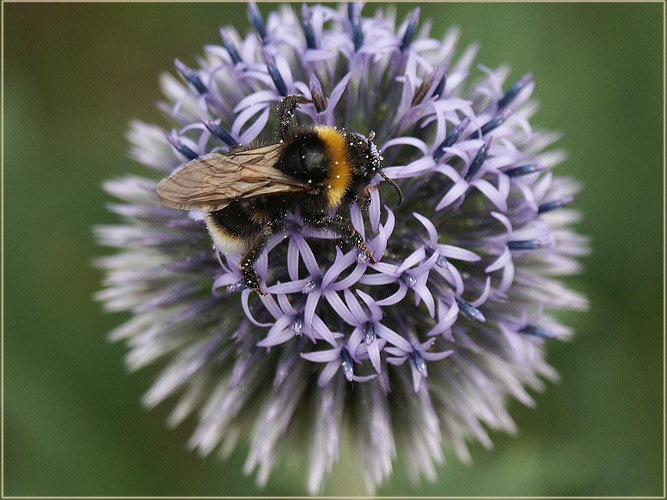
4;2;663;496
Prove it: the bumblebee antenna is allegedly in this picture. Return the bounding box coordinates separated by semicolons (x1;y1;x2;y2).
378;169;404;205
366;130;403;205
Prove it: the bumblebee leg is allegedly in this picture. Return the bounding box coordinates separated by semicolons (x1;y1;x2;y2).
309;214;376;264
355;185;379;212
240;214;284;295
276;94;311;140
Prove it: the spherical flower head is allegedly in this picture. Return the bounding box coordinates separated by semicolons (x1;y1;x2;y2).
96;3;589;494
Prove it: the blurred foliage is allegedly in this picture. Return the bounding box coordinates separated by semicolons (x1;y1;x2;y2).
4;3;663;496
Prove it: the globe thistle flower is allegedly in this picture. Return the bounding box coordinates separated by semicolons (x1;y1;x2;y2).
96;3;589;494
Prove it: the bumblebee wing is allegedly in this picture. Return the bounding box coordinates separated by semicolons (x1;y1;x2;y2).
156;144;318;211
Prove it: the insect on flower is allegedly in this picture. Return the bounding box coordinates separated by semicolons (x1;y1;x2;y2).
97;2;590;494
156;94;402;295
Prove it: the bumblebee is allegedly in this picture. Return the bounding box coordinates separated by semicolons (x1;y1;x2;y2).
157;94;402;295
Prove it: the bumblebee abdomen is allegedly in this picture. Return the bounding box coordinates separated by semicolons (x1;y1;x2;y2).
204;202;264;253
